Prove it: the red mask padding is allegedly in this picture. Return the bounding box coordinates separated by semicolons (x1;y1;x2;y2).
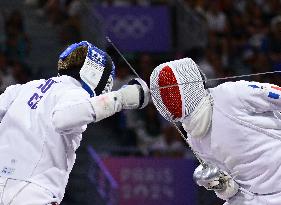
158;65;182;120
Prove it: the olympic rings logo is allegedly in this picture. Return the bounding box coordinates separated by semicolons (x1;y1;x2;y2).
106;15;154;39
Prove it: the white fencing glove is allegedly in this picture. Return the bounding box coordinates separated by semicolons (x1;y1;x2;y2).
90;78;149;122
122;78;150;109
193;164;239;201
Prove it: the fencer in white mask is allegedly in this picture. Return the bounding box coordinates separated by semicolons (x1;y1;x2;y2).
150;57;281;204
150;58;213;138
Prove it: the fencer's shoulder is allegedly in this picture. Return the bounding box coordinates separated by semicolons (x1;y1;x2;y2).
210;80;267;108
211;80;252;93
209;81;250;109
49;76;83;92
3;83;22;91
1;84;22;98
218;80;250;87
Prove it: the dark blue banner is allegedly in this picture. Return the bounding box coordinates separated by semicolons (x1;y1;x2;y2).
95;6;171;52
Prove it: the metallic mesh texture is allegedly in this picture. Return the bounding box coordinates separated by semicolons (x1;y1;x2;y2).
150;58;206;122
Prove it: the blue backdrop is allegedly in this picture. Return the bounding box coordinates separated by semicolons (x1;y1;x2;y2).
95;6;171;52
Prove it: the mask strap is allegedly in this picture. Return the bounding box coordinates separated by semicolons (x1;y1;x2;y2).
80;80;95;97
94;54;113;95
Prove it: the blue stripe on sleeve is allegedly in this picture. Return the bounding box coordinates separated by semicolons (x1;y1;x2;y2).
248;85;260;89
268;92;280;99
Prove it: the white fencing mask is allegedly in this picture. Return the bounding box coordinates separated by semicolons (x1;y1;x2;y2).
150;58;207;122
59;41;115;97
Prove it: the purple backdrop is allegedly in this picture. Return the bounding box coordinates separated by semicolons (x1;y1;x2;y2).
103;157;197;205
95;6;171;52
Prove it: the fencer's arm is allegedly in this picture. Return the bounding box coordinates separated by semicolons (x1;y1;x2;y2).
52;78;149;131
0;84;21;121
239;81;281;112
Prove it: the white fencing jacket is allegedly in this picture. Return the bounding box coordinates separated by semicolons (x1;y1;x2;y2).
186;80;281;203
0;75;97;202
